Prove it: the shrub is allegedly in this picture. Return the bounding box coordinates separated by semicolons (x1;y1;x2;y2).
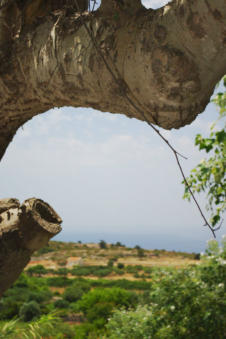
117;263;124;269
71;266;93;276
126;265;138;274
0;275;52;320
77;288;138;326
19;301;41;322
63;280;91;303
74;323;98;339
90;279;151;290
64;287;85;303
106;305;153;339
99;240;107;249
107;259;114;267
95;268;113;277
47;277;72;287
26;290;52;303
54;299;70;309
115;242;125;247
106;258;226;339
137;248;145;258
27;265;48;277
34;245;54;256
56;268;68;276
0;298;20;320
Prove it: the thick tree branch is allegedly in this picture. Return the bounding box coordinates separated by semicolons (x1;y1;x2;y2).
100;0;144;16
0;198;62;297
0;0;225;160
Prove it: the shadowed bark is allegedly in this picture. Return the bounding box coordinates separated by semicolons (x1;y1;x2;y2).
0;198;62;297
0;0;225;160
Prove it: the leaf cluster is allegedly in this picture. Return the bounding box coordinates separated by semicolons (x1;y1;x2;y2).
183;76;226;226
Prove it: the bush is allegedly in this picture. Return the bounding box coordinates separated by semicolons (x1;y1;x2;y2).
19;301;41;322
0;298;20;320
47;277;72;287
107;259;114;267
70;265;113;277
70;267;93;276
126;265;138;274
137;248;145;258
90;279;151;290
64;287;85;303
113;268;124;275
27;265;48;277
77;288;138;327
117;263;124;269
106;305;153;339
99;240;107;249
74;323;98;339
26;290;52;303
54;299;70;309
95;268;113;277
0;275;52;320
56;268;68;276
115;242;125;247
63;280;91;303
34;245;54;256
106;258;226;339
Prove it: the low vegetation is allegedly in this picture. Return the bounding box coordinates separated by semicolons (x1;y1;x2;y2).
0;238;225;338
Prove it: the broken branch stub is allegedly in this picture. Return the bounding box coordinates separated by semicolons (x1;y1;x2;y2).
0;198;62;297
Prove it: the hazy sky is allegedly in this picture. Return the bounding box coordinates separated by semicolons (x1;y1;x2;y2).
0;0;225;251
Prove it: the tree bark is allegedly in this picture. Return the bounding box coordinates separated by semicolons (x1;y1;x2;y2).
0;198;62;297
0;0;225;159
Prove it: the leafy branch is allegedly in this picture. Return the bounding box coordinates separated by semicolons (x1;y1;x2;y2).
183;76;226;228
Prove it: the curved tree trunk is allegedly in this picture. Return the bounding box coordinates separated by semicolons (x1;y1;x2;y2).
0;198;62;297
0;0;225;160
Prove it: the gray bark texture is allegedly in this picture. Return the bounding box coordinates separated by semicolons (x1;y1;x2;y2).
0;198;62;297
0;0;225;160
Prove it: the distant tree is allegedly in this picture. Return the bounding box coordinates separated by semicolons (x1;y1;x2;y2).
26;265;48;277
99;240;107;249
137;248;145;258
115;241;125;247
117;263;125;269
57;268;68;277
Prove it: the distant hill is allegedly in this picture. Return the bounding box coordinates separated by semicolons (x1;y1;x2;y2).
25;241;200;280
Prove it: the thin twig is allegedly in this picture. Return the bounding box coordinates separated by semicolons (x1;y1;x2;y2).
91;0;97;12
74;1;221;237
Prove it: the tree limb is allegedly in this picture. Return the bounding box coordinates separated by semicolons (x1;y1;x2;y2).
0;198;62;297
0;0;225;160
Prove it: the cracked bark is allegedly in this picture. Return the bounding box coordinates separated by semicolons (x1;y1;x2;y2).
0;0;225;160
0;198;62;297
